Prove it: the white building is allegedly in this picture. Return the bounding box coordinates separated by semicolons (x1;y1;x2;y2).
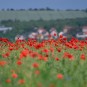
82;26;87;34
76;33;87;38
28;32;38;39
15;35;25;41
0;26;12;33
76;26;87;39
50;27;58;39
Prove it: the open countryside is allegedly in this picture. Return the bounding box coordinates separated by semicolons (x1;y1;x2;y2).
0;10;87;21
0;8;87;87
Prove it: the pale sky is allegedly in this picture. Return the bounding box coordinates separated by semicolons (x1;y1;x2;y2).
0;0;87;10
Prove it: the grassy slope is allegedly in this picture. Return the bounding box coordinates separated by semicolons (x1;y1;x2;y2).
0;10;87;21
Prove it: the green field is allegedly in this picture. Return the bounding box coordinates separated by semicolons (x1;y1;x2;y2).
0;10;87;21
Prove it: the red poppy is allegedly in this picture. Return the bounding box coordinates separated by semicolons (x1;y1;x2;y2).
20;49;29;58
57;73;63;79
2;52;10;58
17;60;22;65
6;78;11;83
18;79;25;84
80;54;86;60
54;33;57;36
43;49;49;54
57;48;61;52
0;61;7;67
55;58;59;61
12;73;18;78
32;62;39;68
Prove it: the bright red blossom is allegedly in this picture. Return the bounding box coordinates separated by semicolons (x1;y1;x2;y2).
80;54;86;60
55;58;59;61
12;73;18;78
17;60;22;65
20;49;29;58
63;52;74;60
0;61;7;67
43;49;49;54
57;73;63;79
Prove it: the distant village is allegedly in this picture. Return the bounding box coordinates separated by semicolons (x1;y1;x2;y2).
0;25;87;40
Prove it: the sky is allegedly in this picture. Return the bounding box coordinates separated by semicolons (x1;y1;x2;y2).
0;0;87;10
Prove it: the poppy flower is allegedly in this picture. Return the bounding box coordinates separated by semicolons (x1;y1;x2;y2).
80;54;86;60
55;58;59;61
18;79;25;84
32;62;39;68
12;73;18;78
0;61;7;67
17;60;22;65
6;78;11;83
57;73;63;79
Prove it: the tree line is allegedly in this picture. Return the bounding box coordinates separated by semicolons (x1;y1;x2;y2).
0;8;87;12
0;18;87;41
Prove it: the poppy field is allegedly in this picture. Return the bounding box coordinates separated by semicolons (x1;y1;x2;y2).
0;36;87;87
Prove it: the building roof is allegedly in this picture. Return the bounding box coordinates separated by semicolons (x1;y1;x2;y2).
63;26;73;30
0;26;12;31
82;26;87;29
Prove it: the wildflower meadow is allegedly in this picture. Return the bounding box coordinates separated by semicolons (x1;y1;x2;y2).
0;36;87;87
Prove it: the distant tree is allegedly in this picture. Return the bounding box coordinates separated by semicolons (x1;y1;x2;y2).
39;8;45;11
46;7;54;11
10;8;15;11
66;9;73;11
28;8;33;11
20;9;25;11
34;8;38;11
1;8;5;11
57;9;60;11
7;8;10;11
75;9;79;11
85;8;87;12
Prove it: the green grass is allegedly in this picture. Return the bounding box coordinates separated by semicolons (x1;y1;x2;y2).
0;10;87;21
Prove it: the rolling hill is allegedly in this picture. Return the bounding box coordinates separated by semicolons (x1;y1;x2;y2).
0;10;87;21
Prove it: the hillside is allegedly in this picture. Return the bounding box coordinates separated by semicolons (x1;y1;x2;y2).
0;10;87;21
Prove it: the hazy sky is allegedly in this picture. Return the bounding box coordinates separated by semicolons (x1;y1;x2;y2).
0;0;87;10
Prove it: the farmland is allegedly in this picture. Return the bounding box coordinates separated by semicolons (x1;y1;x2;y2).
0;10;87;21
0;37;87;87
